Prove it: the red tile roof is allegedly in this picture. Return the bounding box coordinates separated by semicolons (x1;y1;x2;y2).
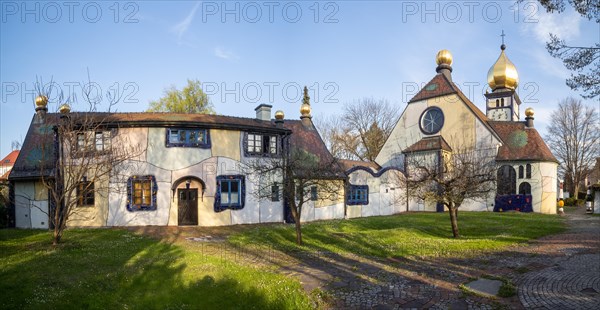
1;150;19;165
408;73;457;103
402;136;452;153
489;121;558;163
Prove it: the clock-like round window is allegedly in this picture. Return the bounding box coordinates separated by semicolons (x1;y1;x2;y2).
420;107;444;134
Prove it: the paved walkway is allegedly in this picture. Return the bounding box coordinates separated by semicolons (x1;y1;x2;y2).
133;208;599;309
277;208;600;309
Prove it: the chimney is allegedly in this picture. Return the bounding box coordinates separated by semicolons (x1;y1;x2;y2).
435;49;453;82
525;107;534;128
34;95;48;124
254;104;272;121
274;110;285;128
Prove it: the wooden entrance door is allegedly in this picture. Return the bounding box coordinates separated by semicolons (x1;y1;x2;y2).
178;189;198;225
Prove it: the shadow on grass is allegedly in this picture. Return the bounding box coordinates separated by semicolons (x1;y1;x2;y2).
0;229;303;310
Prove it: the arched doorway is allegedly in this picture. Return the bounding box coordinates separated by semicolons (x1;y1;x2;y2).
497;165;516;195
519;182;532;195
172;176;205;226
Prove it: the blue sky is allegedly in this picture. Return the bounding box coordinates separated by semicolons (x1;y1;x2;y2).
1;1;598;156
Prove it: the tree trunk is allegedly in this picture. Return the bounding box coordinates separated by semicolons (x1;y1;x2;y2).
449;206;460;238
294;220;303;245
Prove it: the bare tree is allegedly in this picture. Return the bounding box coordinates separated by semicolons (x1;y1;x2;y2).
405;147;497;238
245;149;344;245
546;97;600;196
32;82;144;245
315;98;400;162
525;0;599;98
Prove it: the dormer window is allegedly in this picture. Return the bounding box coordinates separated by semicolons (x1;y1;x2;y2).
166;128;210;148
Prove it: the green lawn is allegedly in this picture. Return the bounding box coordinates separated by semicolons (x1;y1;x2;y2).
229;212;566;258
0;212;566;309
0;229;312;310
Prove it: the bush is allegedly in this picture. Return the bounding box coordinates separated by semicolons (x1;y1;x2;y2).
564;197;584;206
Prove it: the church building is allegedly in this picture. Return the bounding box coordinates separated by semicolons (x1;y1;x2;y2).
376;44;558;214
7;43;558;230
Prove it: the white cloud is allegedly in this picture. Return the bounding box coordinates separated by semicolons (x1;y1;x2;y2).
214;46;239;61
171;2;201;44
527;9;582;43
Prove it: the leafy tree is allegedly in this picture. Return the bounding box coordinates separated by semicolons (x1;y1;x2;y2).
527;0;599;98
405;146;497;238
148;79;215;114
315;98;399;162
546;97;600;196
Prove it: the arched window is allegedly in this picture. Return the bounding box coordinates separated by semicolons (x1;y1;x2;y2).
518;165;524;179
526;164;532;178
501;98;505;107
519;182;531;195
497;165;516;195
495;99;499;107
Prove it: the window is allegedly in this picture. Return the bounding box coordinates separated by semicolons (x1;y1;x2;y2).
501;98;505;107
215;175;245;212
518;165;524;179
347;185;368;205
519;182;532;195
77;181;94;207
496;165;516;196
77;130;111;152
246;133;279;156
526;164;532;178
95;131;111;151
127;175;157;211
310;186;318;201
419;107;444;135
495;99;499;108
271;183;280;202
166;128;210;148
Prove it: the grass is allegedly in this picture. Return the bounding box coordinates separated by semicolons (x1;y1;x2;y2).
229;212;566;258
0;229;313;310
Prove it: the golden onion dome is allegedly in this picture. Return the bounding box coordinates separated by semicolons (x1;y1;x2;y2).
436;49;453;66
274;110;285;120
300;103;311;117
35;95;48;108
525;107;534;117
487;46;519;90
59;103;71;114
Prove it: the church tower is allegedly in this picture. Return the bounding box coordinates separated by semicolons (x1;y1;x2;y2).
485;41;521;121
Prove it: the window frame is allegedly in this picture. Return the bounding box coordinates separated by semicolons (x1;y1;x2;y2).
310;186;318;201
347;185;369;205
166;128;211;148
76;130;112;153
244;132;280;157
271;183;280;202
77;181;95;207
215;175;245;212
127;175;158;211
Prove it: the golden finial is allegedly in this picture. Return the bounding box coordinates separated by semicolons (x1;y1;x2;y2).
436;49;453;66
300;86;311;118
275;110;285;120
35;95;48;108
59;103;71;114
525;107;534;117
487;41;519;91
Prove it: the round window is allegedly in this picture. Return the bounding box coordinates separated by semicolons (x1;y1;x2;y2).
420;107;444;134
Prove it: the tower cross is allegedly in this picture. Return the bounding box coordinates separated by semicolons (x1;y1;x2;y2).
501;30;506;45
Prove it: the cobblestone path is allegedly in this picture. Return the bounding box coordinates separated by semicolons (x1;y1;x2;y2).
280;208;599;309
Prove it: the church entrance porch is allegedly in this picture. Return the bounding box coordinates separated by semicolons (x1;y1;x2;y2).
178;188;198;225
